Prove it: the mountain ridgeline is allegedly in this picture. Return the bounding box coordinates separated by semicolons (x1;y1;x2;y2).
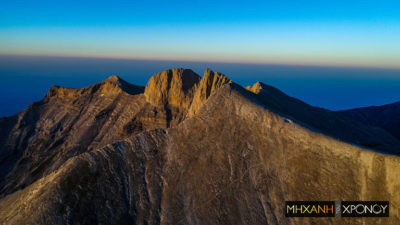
339;101;400;140
0;68;399;225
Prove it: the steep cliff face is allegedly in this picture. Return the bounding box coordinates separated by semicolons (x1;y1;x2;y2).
144;68;201;126
143;68;232;122
246;82;400;154
144;68;200;109
1;83;399;225
187;68;232;117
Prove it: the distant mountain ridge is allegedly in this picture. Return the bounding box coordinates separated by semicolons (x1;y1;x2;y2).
340;101;400;140
0;68;399;225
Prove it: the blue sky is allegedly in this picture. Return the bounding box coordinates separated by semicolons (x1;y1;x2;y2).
1;0;400;68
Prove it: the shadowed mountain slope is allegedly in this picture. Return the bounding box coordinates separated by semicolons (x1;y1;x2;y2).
246;82;400;154
0;69;399;225
340;101;400;140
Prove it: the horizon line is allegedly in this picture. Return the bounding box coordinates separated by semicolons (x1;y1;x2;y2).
1;52;400;71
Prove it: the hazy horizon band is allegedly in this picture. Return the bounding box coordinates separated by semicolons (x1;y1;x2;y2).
1;54;400;117
1;1;400;69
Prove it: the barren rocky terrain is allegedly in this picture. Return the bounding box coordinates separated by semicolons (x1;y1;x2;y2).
0;68;399;225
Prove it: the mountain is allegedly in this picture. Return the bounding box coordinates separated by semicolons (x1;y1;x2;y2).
0;68;399;225
0;69;196;196
245;82;400;153
340;101;400;140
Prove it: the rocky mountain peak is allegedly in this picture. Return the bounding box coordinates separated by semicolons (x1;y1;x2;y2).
202;68;232;92
246;82;264;94
246;81;284;96
104;74;120;83
98;75;144;95
142;68;234;118
45;75;144;99
187;68;232;117
144;68;201;109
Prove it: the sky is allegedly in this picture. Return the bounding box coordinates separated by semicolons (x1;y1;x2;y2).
1;0;400;68
1;0;400;117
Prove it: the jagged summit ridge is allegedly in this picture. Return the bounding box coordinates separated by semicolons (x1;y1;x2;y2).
45;68;233;119
187;68;232;116
41;69;400;154
143;68;233;118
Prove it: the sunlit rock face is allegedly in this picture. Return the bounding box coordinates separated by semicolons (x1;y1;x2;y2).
144;68;201;126
144;68;200;109
187;68;232;117
0;68;399;225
